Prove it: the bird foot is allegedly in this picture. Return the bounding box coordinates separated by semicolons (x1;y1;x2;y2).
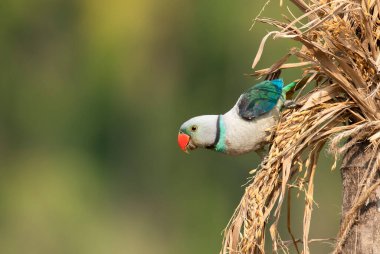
255;147;268;160
284;100;301;109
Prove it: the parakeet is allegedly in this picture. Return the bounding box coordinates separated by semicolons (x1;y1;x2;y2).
177;71;297;155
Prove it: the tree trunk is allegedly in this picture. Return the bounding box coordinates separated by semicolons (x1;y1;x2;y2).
341;141;380;254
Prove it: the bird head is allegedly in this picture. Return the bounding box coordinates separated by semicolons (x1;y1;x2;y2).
178;115;218;153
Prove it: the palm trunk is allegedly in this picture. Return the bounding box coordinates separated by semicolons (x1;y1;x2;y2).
340;141;380;253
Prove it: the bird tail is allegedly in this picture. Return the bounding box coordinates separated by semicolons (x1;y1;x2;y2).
283;80;300;93
265;69;282;81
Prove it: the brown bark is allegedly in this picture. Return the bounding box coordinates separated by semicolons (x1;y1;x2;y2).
341;142;380;254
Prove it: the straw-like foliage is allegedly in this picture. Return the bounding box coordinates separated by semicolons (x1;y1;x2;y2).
221;0;380;253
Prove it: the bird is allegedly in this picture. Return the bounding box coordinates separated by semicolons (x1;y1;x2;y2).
177;71;298;155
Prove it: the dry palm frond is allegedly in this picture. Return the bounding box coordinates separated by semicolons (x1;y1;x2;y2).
221;0;380;253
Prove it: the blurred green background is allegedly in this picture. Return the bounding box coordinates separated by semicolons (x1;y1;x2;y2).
0;0;341;253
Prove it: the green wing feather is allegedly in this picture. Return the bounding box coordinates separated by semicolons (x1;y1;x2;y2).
238;79;283;120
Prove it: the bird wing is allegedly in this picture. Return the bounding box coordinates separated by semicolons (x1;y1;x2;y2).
237;79;283;120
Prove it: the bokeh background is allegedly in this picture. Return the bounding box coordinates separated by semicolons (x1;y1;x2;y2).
0;0;341;253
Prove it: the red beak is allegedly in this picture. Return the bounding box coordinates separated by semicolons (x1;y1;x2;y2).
178;133;190;153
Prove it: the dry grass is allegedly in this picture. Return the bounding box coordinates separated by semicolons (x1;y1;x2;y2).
221;0;380;253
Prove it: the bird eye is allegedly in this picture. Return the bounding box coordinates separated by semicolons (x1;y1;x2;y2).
191;125;197;132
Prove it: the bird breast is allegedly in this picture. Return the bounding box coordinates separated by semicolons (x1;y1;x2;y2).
222;105;280;155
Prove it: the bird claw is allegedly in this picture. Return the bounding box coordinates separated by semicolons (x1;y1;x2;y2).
255;147;268;160
283;100;301;109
